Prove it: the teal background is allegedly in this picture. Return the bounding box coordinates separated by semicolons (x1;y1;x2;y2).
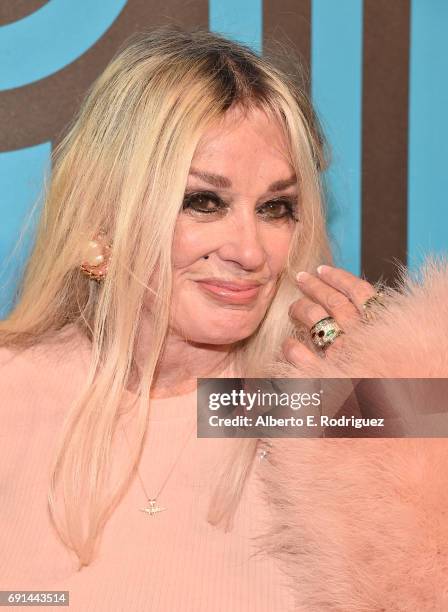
1;0;447;317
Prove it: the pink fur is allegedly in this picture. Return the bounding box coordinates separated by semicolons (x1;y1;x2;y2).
254;256;448;610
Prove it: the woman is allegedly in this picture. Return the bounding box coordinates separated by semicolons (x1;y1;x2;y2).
0;25;446;611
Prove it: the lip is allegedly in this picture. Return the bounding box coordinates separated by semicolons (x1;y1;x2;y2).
195;278;263;304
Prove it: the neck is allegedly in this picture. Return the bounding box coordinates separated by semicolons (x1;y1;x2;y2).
133;329;234;399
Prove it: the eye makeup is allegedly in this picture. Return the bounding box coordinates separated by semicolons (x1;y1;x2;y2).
181;190;300;222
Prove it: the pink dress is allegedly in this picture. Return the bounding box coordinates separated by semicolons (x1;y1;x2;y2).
0;328;296;611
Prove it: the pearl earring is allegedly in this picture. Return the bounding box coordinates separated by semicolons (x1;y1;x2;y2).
80;234;111;283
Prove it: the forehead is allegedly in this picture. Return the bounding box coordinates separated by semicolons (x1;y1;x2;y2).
191;106;293;173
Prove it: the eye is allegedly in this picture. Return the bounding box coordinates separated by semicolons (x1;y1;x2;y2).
182;191;225;214
257;198;299;221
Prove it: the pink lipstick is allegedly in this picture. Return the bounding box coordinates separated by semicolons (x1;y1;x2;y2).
195;278;262;304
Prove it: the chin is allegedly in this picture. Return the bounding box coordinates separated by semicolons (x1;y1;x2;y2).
177;318;261;345
188;329;252;345
171;305;267;345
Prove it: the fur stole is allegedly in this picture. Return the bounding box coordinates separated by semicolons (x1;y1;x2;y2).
255;257;448;611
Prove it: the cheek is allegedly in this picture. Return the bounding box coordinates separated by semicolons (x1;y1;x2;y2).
263;226;295;273
171;218;218;266
171;223;196;267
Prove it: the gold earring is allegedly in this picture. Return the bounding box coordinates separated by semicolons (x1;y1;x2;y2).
80;233;111;283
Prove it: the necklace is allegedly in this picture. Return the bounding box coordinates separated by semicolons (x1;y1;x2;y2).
120;419;197;517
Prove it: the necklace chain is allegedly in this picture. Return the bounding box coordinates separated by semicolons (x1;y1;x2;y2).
120;419;197;516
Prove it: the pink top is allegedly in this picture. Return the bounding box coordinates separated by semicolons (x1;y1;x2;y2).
0;327;295;611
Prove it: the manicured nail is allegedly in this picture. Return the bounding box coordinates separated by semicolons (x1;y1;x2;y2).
317;264;331;275
296;271;310;283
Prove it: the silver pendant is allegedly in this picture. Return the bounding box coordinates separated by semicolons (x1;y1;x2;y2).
258;441;273;461
139;499;166;516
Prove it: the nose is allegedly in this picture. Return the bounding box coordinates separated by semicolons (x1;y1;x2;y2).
217;208;266;271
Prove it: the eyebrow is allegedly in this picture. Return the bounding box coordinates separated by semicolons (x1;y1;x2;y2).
188;167;298;192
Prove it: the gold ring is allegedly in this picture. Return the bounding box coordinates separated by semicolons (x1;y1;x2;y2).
362;289;386;321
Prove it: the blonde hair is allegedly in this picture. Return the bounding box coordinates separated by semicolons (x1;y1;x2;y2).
0;25;333;569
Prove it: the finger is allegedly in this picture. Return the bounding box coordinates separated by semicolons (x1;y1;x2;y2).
295;271;359;329
316;264;377;315
282;336;322;368
289;296;335;330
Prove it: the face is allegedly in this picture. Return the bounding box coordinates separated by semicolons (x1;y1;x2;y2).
169;106;299;344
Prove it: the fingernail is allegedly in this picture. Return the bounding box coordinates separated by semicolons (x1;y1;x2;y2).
317;264;331;275
296;271;310;283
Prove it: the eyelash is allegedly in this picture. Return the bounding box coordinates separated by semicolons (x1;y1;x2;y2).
181;191;299;222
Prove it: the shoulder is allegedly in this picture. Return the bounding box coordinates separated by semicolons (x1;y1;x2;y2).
0;325;92;425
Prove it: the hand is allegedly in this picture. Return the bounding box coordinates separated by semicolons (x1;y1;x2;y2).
282;264;377;368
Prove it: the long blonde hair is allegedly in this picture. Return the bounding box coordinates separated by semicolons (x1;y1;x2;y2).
0;25;333;569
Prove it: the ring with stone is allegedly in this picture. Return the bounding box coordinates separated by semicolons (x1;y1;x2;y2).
309;316;344;351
